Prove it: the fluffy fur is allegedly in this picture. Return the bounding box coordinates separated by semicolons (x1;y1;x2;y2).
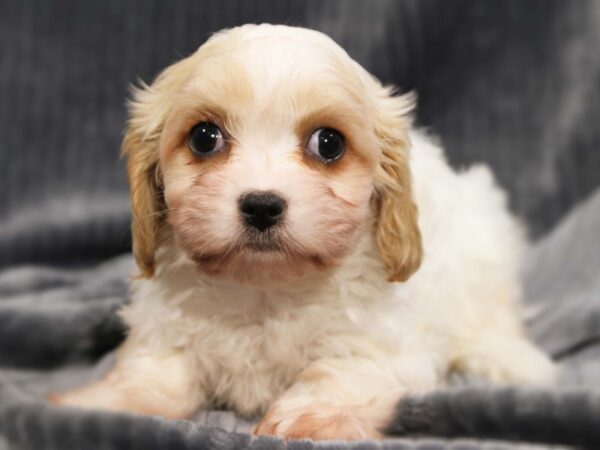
51;24;556;440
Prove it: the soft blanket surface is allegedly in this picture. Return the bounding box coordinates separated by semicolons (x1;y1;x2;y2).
1;1;599;449
1;190;599;450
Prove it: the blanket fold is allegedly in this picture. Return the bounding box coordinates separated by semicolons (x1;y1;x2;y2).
1;189;599;449
1;1;600;447
389;388;600;448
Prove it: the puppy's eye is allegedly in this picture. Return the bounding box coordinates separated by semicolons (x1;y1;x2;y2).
306;128;345;162
189;122;225;156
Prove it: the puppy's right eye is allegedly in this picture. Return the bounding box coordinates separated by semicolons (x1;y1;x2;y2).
188;122;225;156
306;128;345;163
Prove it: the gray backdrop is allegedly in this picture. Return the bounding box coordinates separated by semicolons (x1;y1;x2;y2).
1;2;600;449
1;0;599;269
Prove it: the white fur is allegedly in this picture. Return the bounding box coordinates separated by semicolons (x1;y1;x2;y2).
53;24;556;440
120;129;553;412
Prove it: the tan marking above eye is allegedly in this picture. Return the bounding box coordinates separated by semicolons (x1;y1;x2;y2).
160;106;234;162
293;105;377;169
295;109;354;146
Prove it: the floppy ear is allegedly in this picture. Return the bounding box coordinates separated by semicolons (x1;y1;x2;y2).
372;88;423;282
122;127;163;278
122;56;196;277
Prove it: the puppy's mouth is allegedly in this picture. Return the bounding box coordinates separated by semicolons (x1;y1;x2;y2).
240;230;284;252
186;228;342;283
190;230;285;265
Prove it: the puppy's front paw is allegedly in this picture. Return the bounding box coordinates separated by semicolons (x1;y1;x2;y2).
46;385;124;412
47;392;66;406
254;403;382;441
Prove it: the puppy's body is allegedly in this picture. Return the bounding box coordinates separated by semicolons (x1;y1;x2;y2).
53;25;555;440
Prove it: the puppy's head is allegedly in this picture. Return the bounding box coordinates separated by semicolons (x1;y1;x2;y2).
123;24;422;283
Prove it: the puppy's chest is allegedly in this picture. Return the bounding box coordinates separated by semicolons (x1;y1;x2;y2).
186;300;354;413
140;265;398;414
190;300;345;372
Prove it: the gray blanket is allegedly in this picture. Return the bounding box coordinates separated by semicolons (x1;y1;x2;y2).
1;188;599;450
2;1;600;449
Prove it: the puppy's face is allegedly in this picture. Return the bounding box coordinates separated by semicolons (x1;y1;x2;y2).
125;25;422;283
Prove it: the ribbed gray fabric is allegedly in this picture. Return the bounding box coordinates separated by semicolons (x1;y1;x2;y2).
1;187;599;449
0;189;600;450
1;0;599;268
1;1;600;449
389;389;600;448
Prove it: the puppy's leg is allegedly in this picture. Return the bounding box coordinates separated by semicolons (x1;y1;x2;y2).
255;354;439;440
49;338;203;420
452;332;557;386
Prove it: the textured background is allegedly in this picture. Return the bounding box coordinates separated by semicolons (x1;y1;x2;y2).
1;0;599;268
1;2;600;448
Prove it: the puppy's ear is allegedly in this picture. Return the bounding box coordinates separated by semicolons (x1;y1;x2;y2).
122;57;196;277
122;127;163;278
372;89;423;282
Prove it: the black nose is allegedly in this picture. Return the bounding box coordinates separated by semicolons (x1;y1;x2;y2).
239;191;286;232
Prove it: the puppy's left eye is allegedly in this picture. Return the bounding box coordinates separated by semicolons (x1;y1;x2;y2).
306;128;345;162
188;122;225;156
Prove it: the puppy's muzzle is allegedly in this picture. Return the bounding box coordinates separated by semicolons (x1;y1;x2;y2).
239;191;286;232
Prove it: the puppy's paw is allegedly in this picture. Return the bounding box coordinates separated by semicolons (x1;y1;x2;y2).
47;384;195;420
254;403;382;441
46;392;65;406
457;336;558;387
47;391;85;407
46;385;123;411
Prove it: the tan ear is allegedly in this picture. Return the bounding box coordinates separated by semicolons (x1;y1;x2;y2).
373;89;423;282
122;129;163;278
121;55;197;277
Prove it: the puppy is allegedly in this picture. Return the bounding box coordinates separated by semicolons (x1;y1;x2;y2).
51;24;556;440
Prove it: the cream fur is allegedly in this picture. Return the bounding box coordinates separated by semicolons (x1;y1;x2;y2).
52;24;556;441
